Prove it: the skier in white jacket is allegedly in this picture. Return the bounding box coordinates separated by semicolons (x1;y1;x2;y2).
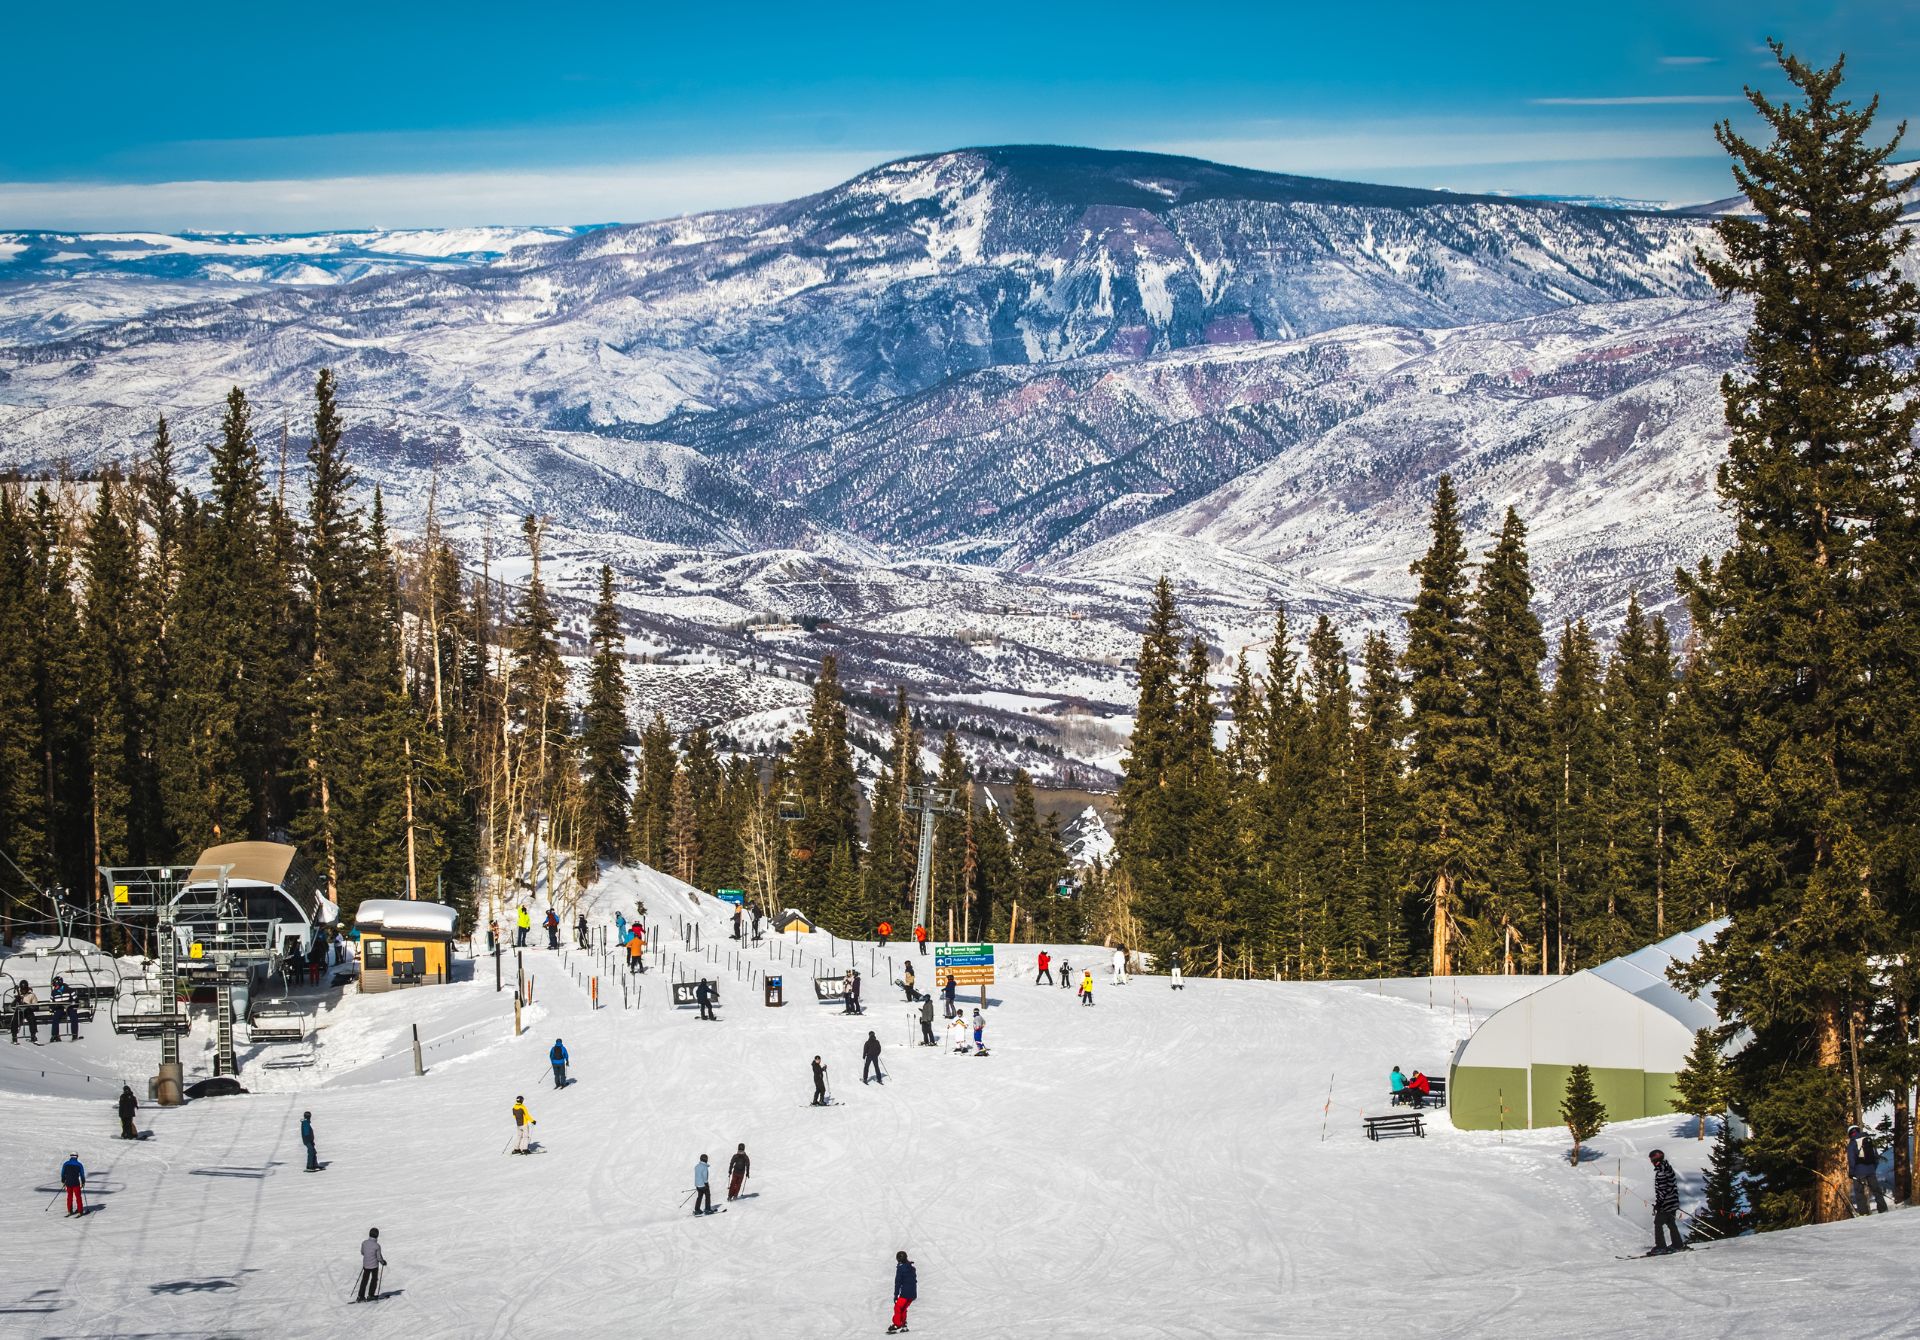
1111;948;1127;985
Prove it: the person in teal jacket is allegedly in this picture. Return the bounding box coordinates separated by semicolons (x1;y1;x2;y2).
1390;1067;1408;1104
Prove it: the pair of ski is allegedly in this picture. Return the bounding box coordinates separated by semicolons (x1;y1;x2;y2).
1617;1244;1703;1260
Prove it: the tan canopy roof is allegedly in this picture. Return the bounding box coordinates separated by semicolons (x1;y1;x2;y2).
187;841;298;889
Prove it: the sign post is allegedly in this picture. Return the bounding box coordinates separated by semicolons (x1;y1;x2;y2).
934;943;995;1006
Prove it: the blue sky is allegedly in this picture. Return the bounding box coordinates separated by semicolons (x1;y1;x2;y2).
3;1;1916;230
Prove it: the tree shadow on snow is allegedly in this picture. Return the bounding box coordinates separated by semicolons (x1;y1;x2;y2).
150;1278;240;1295
1569;1146;1609;1166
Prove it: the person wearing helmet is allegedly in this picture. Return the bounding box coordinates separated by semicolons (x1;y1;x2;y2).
550;1039;569;1089
1648;1149;1686;1254
511;1096;536;1153
355;1227;386;1302
60;1153;86;1216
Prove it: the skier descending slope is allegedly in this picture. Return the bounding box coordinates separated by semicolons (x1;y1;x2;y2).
728;1144;750;1201
60;1153;86;1217
354;1228;386;1302
511;1097;536;1154
693;1155;714;1215
888;1250;917;1333
863;1032;884;1084
550;1039;569;1089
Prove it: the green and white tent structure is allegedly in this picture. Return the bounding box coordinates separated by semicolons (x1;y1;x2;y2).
1448;919;1728;1131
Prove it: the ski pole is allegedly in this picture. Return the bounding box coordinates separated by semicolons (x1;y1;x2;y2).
43;1190;63;1212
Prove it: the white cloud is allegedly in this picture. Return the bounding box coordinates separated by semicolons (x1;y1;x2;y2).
0;151;899;232
1659;56;1719;66
1531;96;1743;106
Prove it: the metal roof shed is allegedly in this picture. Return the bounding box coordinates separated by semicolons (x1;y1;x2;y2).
1448;919;1728;1131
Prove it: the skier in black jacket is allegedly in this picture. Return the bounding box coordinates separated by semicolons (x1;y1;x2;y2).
695;979;716;1021
727;1143;751;1201
888;1250;917;1333
862;1032;884;1085
1649;1149;1686;1254
117;1084;139;1140
811;1055;829;1106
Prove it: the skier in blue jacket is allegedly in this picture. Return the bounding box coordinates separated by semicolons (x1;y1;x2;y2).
888;1250;917;1333
550;1039;569;1089
60;1154;86;1217
301;1110;319;1171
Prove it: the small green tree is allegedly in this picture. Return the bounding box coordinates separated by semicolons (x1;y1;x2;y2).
1672;1028;1728;1140
1690;1122;1751;1242
1561;1063;1608;1165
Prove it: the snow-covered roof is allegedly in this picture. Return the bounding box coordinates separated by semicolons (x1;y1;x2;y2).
1454;919;1727;1076
354;900;459;938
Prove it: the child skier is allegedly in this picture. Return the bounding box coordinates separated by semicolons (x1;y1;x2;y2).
1079;970;1094;1005
971;1008;987;1057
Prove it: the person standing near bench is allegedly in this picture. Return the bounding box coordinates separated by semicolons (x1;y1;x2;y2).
1390;1067;1408;1105
118;1084;139;1140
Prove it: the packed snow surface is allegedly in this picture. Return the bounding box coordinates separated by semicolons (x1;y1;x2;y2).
0;863;1904;1337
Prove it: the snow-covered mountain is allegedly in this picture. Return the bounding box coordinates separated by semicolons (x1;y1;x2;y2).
0;145;1758;748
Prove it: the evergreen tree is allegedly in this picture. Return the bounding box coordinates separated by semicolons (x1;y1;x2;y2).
1008;769;1067;939
25;489;90;903
1466;508;1548;972
1672;1028;1729;1141
1560;1063;1608;1165
579;566;631;865
630;714;676;869
1354;632;1407;970
787;656;860;925
1549;620;1612;968
1401;477;1487;975
81;475;145;887
1691;1124;1752;1242
1116;577;1186;954
1678;45;1917;1227
0;491;47;915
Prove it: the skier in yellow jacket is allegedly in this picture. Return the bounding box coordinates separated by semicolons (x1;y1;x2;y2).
511;1096;536;1154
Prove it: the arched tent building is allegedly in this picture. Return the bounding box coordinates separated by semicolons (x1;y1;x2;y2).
1449;919;1729;1131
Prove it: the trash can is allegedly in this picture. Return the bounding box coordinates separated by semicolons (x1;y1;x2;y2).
764;975;784;1008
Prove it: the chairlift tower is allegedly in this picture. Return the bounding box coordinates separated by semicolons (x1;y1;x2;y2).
903;786;958;937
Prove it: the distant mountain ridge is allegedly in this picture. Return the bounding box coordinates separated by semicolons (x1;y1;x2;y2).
0;144;1743;655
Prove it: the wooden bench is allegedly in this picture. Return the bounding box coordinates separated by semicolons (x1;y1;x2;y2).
1364;1112;1427;1141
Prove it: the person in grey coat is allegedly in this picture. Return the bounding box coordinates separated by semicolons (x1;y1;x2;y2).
356;1228;386;1302
918;996;936;1046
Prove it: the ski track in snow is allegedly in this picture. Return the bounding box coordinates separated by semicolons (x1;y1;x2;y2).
0;863;1902;1338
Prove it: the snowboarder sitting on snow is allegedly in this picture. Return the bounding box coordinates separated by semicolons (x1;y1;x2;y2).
901;962;918;1002
60;1153;86;1216
695;979;717;1021
301;1110;319;1170
863;1031;884;1084
1848;1124;1887;1215
118;1083;139;1140
1036;950;1052;985
550;1038;569;1089
356;1228;386;1302
1079;970;1094;1005
1648;1149;1686;1254
693;1154;713;1215
888;1250;917;1334
728;1143;750;1201
511;1096;536;1154
812;1055;829;1106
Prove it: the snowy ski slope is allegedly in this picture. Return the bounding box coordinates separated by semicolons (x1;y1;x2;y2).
0;862;1907;1338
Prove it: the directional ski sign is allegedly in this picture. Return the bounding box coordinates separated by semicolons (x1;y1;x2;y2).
716;889;746;905
934;943;995;985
